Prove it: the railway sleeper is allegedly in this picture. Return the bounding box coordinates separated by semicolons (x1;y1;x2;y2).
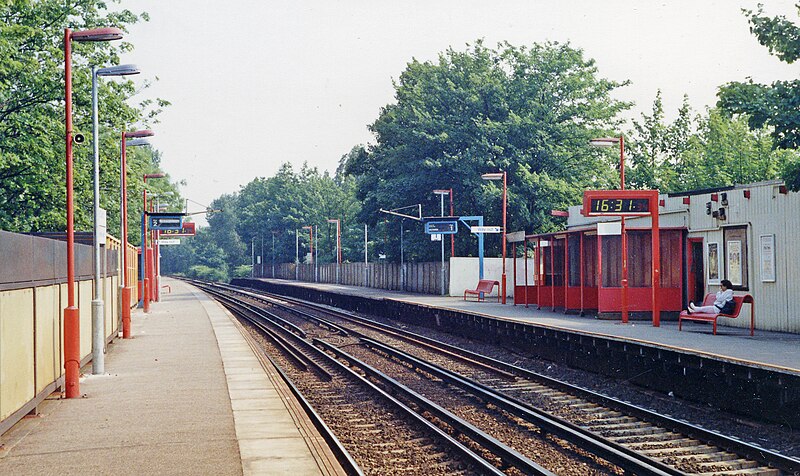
692;458;762;472
599;425;667;437
583;416;639;426
699;467;780;476
607;430;683;444
628;438;699;451
665;450;743;463
591;421;652;431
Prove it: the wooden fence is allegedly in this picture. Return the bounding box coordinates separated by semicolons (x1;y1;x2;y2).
256;261;449;295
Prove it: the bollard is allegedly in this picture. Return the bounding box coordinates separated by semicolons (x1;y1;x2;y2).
122;286;132;338
64;306;81;398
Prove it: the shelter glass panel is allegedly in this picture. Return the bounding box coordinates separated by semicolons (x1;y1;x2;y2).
568;235;580;287
626;230;683;288
601;235;621;288
583;234;598;287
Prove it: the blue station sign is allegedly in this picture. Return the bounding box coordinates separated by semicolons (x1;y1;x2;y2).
148;213;184;231
425;220;458;234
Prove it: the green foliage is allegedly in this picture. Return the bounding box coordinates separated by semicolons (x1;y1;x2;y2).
717;4;800;188
342;40;629;259
232;265;252;278
0;0;178;237
626;91;796;192
187;265;227;282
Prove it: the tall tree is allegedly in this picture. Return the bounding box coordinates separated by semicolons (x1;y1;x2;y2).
0;0;176;234
718;4;800;189
343;41;629;259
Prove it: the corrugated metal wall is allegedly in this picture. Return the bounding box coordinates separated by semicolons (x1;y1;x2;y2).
685;181;799;332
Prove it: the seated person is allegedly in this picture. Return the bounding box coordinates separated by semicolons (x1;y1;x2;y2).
688;279;735;314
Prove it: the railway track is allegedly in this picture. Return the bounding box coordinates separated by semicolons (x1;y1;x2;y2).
194;280;800;475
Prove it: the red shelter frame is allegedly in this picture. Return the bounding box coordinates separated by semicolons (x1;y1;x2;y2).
583;190;661;327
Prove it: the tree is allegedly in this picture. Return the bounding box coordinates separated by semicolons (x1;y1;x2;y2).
0;0;177;233
342;40;629;259
718;4;800;189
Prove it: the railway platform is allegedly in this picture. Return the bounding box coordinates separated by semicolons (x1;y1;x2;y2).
0;278;345;476
240;278;800;373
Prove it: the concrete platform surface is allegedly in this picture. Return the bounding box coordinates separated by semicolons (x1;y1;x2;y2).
251;278;800;374
0;278;343;476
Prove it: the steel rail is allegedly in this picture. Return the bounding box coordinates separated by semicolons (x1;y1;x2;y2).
230;282;800;474
315;338;555;476
194;281;506;475
361;337;681;476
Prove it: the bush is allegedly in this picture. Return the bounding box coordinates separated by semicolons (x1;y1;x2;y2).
232;265;252;278
187;265;228;282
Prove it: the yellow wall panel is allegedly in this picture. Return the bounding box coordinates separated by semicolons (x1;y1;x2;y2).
34;286;60;394
0;289;35;421
78;281;92;361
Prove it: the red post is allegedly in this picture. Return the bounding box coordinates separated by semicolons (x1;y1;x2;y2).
579;232;584;316
121;132;131;337
512;243;517;306
651;191;661;327
142;187;150;313
63;28;81;398
523;238;529;308
550;236;555;311
536;237;541;309
620;134;629;323
501;172;507;304
449;188;454;257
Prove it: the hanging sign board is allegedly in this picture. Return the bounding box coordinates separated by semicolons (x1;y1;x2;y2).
471;226;501;234
597;222;622;235
506;231;525;243
149;213;184;231
158;239;181;246
96;208;107;244
425;221;458;234
160;221;196;237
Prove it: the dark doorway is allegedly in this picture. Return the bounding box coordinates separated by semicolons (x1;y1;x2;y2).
688;238;704;304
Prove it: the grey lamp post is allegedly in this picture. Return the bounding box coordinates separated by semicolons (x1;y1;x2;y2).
91;64;139;375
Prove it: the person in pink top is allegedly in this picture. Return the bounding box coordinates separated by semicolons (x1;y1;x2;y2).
688;279;735;314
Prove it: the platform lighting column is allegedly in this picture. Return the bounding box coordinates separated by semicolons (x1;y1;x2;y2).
63;26;124;398
590;135;628;322
119;132;153;338
140;173;165;313
327;219;341;283
433;190;450;296
302;226;314;281
295;229;299;280
449;188;455;257
364;224;368;287
91;64;139;374
481;172;507;304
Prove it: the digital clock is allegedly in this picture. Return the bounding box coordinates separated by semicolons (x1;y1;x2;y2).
589;198;650;214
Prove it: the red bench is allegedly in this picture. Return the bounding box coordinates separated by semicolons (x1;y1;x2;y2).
679;293;755;336
464;279;501;302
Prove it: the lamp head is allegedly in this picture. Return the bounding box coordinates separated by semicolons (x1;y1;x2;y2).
71;27;124;42
589;137;620;147
481;172;504;181
124;129;154;139
433;189;450;195
125;138;150;147
144;173;166;180
97;64;139;77
326;219;338;224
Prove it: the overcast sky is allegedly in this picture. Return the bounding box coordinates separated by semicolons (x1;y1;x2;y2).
118;0;800;225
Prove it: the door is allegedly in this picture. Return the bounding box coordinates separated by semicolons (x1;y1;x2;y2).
688;238;704;304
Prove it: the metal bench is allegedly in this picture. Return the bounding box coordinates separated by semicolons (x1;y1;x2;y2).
679;293;755;336
464;279;501;302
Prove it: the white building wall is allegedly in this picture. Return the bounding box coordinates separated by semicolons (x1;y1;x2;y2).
449;257;535;298
685;181;800;332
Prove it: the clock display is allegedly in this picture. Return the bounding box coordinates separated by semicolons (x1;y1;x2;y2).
589;198;650;214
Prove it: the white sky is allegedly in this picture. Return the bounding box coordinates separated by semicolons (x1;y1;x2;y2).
118;0;800;225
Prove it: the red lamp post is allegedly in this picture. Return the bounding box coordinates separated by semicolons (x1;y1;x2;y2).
63;26;123;398
141;173;166;313
119;130;153;338
327;219;341;284
481;172;508;304
590;135;628;323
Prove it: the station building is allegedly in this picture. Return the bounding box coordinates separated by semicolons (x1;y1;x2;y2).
513;180;800;333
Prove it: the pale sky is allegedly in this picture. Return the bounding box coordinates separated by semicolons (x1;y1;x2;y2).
118;0;800;225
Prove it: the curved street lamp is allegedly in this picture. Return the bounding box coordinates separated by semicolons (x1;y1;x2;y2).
120;131;153;338
90;63;140;375
589;134;629;323
481;172;507;304
64;26;123;398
